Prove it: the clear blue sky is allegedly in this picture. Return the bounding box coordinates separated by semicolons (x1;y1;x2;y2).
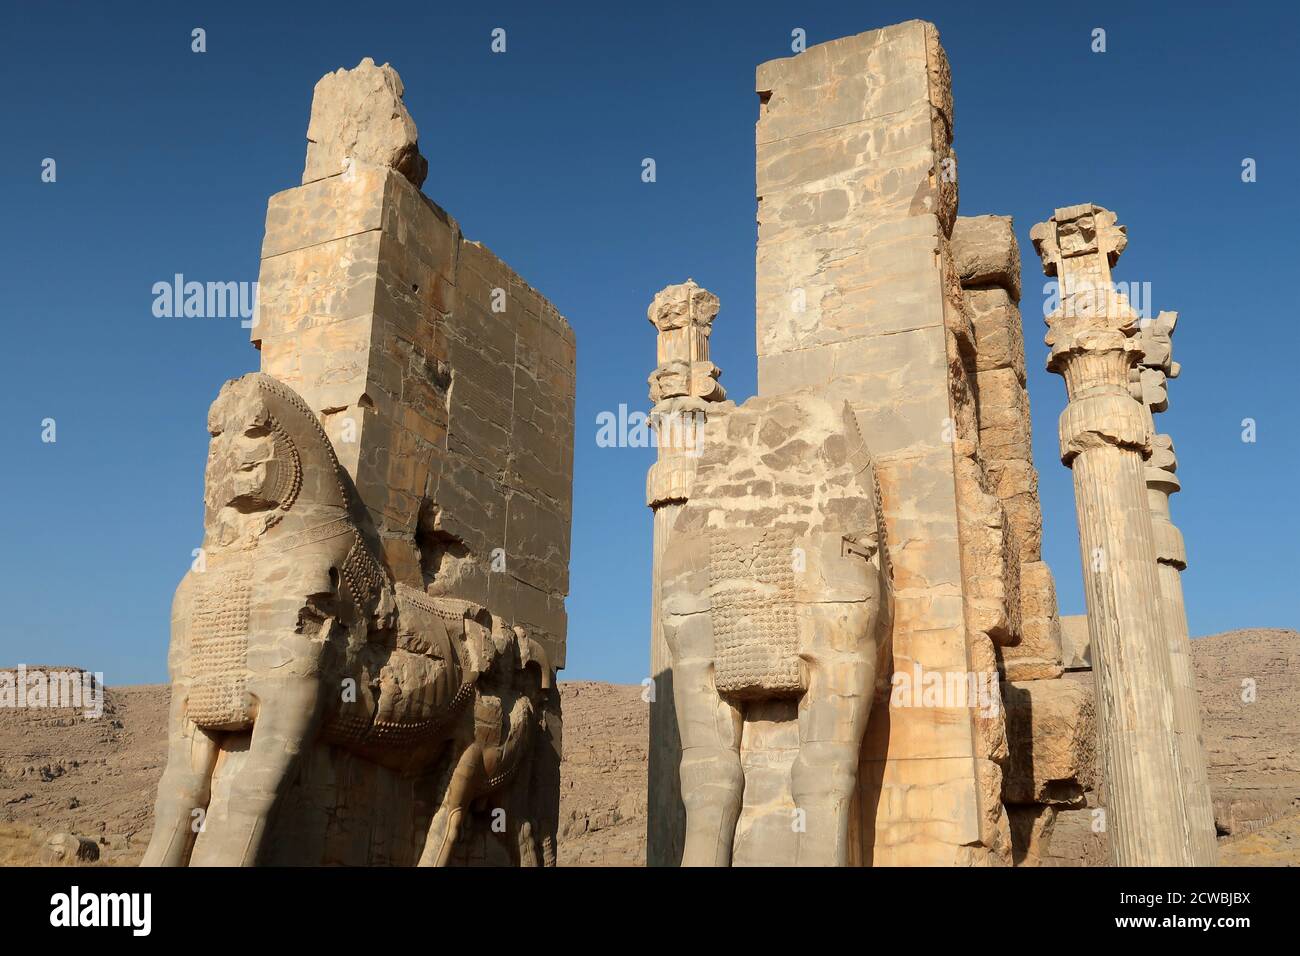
1;1;1296;685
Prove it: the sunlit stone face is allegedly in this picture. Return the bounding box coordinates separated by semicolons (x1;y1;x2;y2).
203;389;290;547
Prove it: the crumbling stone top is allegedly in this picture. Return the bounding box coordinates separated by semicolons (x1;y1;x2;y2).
647;278;720;332
303;57;428;188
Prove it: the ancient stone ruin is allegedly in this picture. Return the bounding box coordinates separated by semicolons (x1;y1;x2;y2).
644;20;1214;866
144;58;574;866
140;23;1216;870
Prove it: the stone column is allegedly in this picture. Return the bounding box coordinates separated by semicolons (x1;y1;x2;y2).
645;279;726;866
1030;204;1193;866
1132;314;1219;864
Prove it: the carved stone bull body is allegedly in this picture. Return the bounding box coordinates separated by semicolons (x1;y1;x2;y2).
142;373;556;867
660;392;893;866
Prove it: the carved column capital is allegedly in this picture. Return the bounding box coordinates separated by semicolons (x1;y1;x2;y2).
645;281;726;511
1035;206;1148;419
1030;202;1128;282
1134;315;1187;566
1148;433;1179;481
647;279;726;405
648;360;725;404
1058;392;1152;463
1129;311;1180;412
647;278;720;334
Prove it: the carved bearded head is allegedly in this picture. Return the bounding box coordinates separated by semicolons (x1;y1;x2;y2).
202;375;305;548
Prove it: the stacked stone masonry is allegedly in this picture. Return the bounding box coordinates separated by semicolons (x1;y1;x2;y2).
948;214;1091;865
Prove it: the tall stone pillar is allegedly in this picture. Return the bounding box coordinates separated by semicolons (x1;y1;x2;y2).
645;280;726;866
754;21;1014;865
1132;314;1218;864
1030;204;1193;866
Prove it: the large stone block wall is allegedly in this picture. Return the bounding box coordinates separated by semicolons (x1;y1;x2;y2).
254;163;575;668
753;21;1012;865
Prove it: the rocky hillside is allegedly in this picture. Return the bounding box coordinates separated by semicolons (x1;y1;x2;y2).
1;629;1295;866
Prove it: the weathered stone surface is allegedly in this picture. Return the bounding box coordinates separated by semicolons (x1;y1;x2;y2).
643;279;728;867
641;22;1177;871
256;160;575;670
1007;804;1055;866
1000;561;1064;681
1132;309;1217;863
1060;614;1091;670
958;213;1045;594
748;20;1013;867
1002;677;1095;805
948;210;1088;865
303;58;428;188
977;367;1033;464
967;287;1026;383
659;391;893;866
1047;631;1300;865
1041;791;1109;867
141;375;561;867
950;214;1021;299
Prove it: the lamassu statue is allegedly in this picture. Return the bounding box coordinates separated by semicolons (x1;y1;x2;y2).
142;373;558;866
659;392;893;866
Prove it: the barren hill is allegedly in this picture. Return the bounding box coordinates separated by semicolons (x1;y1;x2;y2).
1;628;1295;866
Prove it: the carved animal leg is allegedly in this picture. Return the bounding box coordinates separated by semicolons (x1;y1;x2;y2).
792;651;874;867
496;750;540;867
515;819;540;867
190;676;324;866
141;689;221;867
674;653;744;867
662;534;743;865
418;738;483;866
490;788;539;867
530;694;562;867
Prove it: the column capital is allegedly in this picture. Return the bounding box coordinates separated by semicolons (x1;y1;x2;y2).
647;279;725;404
1030;203;1128;281
1130;311;1180;412
647;278;720;333
1033;205;1144;385
648;360;725;404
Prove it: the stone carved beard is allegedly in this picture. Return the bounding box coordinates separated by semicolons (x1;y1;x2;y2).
203;401;300;550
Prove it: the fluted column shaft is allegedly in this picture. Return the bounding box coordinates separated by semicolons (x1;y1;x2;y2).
1068;441;1191;865
1156;548;1217;863
1132;309;1218;864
